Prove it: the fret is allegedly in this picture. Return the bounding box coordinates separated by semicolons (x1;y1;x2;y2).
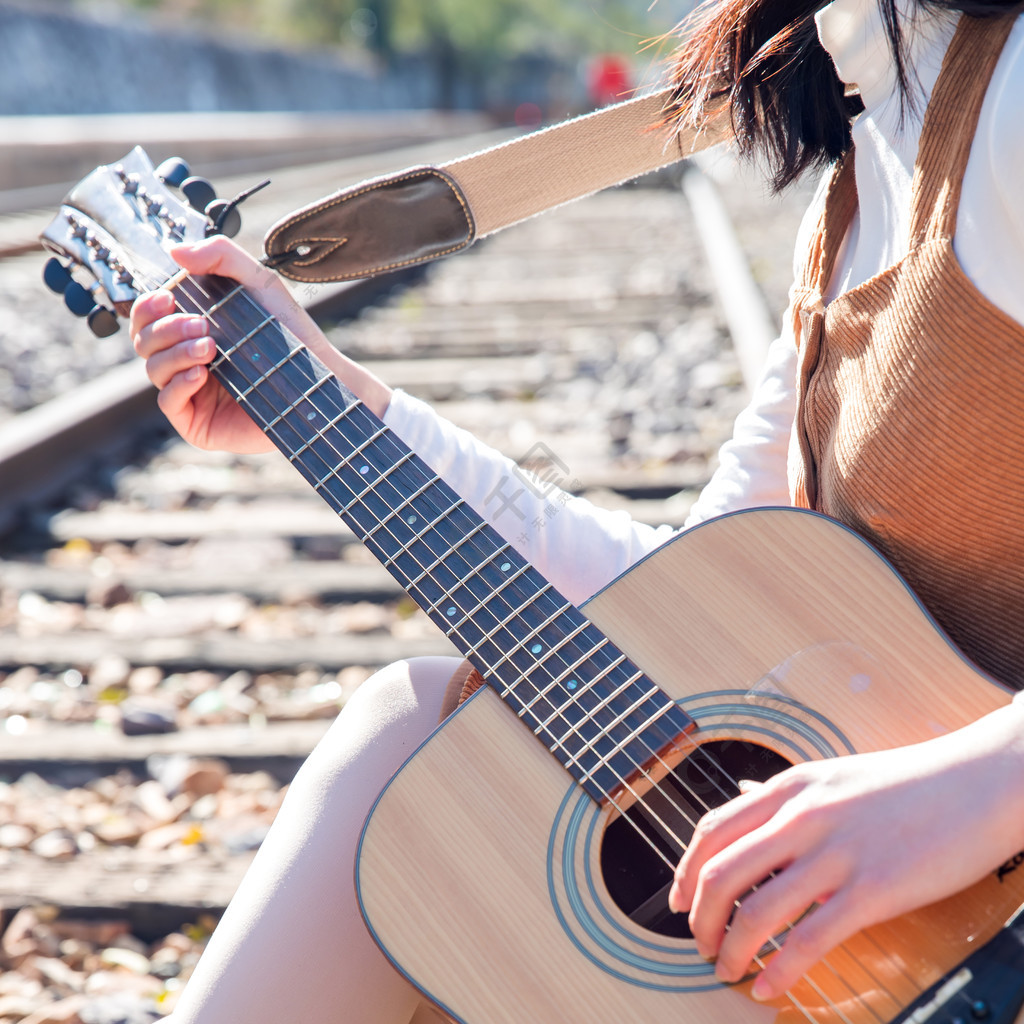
337;453;418;515
205;282;246;318
460;576;552;654
546;660;642;735
209;313;277;369
381;497;465;571
555;685;659;780
577;700;680;785
310;419;381;491
552;672;652;749
507;626;604;708
236;344;301;402
362;468;437;540
272;375;345;440
500;629;607;698
442;563;539;633
403;523;491;590
478;598;573;679
540;651;627;714
328;425;390;476
287;407;351;465
381;495;463;568
536;657;629;743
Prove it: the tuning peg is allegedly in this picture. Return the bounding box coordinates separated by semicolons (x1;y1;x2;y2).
205;198;242;238
64;280;97;317
155;157;191;189
87;306;120;337
181;176;217;213
43;257;73;295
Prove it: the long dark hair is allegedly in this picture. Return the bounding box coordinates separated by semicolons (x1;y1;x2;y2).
666;0;1022;190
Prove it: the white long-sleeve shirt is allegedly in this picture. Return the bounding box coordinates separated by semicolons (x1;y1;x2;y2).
383;2;1024;607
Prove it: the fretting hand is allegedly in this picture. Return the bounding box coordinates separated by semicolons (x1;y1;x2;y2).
130;236;391;453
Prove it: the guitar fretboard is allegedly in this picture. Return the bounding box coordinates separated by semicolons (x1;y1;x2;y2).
174;273;695;803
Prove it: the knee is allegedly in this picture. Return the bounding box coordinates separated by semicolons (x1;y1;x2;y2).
343;656;460;729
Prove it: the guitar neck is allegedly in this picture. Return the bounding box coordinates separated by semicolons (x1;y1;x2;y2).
172;272;695;802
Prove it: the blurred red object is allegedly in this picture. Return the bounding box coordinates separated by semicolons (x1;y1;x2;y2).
588;54;633;107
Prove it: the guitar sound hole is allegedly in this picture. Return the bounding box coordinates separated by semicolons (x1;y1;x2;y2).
599;740;791;939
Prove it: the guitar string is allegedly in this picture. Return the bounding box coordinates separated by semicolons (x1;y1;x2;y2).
167;277;717;864
169;271;916;1024
156;267;906;1022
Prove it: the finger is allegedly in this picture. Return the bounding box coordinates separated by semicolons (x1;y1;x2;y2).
143;333;216;391
749;891;869;1002
712;856;842;984
157;365;208;424
169;237;318;338
134;311;209;363
685;822;802;961
670;783;789;914
169;235;270;284
129;289;176;342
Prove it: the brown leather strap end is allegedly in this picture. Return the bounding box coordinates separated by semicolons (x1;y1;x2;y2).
262;166;476;283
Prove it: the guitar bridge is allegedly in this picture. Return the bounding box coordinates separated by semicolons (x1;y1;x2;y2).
891;906;1024;1024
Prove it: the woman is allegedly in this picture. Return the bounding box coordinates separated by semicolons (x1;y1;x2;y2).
131;0;1024;1017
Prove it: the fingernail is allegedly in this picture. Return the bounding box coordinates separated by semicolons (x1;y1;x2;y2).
185;365;203;381
695;942;715;961
186;318;208;338
751;975;773;1001
715;965;737;985
189;337;212;358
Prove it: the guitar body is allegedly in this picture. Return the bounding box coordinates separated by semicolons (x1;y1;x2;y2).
357;508;1024;1024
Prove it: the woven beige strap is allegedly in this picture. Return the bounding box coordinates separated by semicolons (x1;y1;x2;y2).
445;87;729;237
263;88;731;283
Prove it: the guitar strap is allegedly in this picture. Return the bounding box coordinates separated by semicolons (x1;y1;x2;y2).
262;87;731;284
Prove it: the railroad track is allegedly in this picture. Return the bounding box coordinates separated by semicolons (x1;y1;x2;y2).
0;140;809;1019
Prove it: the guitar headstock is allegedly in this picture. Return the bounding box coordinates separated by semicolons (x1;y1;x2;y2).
40;147;239;337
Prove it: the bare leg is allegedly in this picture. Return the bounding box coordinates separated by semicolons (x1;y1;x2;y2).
169;656;463;1024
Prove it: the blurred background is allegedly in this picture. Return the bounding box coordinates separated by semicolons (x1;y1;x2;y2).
0;1;810;1022
1;0;679;118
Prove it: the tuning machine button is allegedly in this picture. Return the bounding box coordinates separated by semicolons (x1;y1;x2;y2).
87;306;120;337
43;257;73;295
205;198;242;238
181;176;217;214
64;280;97;317
155;157;191;189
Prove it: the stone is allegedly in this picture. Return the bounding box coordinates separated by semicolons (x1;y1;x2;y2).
79;993;161;1024
119;703;178;736
98;946;152;975
88;654;132;691
181;759;228;799
21;994;88;1024
132;781;180;825
0;822;35;849
30;829;78;860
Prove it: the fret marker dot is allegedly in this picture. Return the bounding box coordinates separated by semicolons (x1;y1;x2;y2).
567;679;578;690
360;465;369;475
446;606;457;617
500;562;511;571
306;411;316;421
251;352;261;361
407;515;417;525
531;643;543;655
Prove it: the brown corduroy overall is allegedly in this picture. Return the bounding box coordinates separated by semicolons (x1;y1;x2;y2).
790;12;1024;689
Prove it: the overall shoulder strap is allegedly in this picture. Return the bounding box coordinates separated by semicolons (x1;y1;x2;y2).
263;88;731;283
909;12;1018;247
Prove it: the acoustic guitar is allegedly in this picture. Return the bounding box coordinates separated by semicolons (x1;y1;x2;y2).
42;148;1024;1024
